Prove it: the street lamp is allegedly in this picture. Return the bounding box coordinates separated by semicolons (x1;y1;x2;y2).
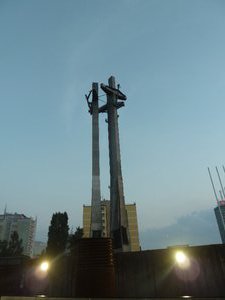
39;261;49;272
35;260;50;280
175;251;190;269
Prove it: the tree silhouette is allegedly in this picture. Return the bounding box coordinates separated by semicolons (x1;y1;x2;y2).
0;231;23;256
68;226;83;251
0;240;8;256
8;231;23;256
46;212;69;257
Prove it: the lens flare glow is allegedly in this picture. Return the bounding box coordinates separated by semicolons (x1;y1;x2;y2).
175;251;187;264
40;261;49;272
175;250;190;269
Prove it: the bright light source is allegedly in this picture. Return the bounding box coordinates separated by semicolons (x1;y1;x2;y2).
40;261;49;272
175;251;186;263
175;251;190;268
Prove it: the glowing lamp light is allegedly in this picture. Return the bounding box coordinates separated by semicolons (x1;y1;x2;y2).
175;251;190;268
40;261;49;272
175;251;186;263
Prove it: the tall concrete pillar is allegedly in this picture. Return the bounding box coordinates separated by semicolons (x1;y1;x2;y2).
90;83;102;237
100;76;130;251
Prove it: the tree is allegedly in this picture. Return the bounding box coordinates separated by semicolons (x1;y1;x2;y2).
46;212;69;257
0;240;8;256
68;226;83;253
7;231;23;256
73;226;83;240
0;231;23;257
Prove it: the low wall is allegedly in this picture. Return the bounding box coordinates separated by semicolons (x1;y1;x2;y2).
1;244;225;298
2;297;225;300
115;244;225;298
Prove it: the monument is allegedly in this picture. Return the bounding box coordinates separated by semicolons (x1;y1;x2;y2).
87;76;130;252
86;83;102;237
99;76;130;252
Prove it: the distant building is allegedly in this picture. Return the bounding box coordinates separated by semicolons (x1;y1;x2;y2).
83;200;140;251
214;200;225;244
0;211;37;257
33;241;46;257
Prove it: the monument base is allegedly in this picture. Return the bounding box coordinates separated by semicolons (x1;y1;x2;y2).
75;237;115;297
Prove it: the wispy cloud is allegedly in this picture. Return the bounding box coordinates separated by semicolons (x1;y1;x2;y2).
140;209;221;250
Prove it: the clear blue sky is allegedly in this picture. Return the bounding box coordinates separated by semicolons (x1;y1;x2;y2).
0;0;224;248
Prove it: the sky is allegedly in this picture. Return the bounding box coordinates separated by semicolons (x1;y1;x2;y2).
0;0;224;249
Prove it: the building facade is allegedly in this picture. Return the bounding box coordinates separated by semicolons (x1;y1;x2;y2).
33;241;47;257
0;212;37;257
214;200;225;244
83;200;140;251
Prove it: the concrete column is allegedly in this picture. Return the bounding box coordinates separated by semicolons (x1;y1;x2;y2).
90;82;102;237
106;76;130;251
